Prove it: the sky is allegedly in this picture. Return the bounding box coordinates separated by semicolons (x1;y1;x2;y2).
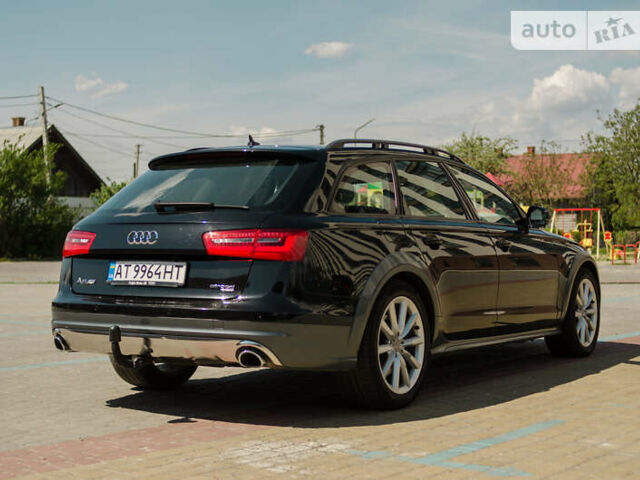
1;0;639;181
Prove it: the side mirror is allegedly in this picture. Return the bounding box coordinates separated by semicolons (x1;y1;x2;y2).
526;206;550;229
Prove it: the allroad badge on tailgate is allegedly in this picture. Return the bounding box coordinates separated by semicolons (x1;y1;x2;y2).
127;230;158;245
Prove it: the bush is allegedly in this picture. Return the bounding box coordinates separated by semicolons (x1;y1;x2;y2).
90;178;128;208
0;142;77;259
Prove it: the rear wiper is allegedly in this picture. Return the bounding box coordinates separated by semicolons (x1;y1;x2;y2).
154;202;249;213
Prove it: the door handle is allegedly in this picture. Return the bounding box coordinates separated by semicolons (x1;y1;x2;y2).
495;239;511;251
423;235;443;250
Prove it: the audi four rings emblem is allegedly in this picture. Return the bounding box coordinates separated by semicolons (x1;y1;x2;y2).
126;230;158;245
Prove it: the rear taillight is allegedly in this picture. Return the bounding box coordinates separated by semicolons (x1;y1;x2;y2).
62;230;96;258
202;229;308;261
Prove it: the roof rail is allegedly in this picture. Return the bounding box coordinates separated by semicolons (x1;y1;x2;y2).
326;138;465;164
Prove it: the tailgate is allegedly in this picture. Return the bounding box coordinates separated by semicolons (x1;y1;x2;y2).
70;213;268;300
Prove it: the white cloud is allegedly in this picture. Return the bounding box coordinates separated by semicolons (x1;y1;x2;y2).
482;64;617;145
74;74;128;98
304;41;352;59
74;74;103;93
610;66;640;110
93;80;128;98
381;64;624;152
528;64;610;112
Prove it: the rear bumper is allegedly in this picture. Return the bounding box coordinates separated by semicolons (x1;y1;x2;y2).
51;304;356;371
53;326;283;366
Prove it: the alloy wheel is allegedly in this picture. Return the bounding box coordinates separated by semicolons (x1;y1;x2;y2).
575;278;598;347
376;296;425;395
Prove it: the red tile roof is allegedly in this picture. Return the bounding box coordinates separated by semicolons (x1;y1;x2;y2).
494;153;593;199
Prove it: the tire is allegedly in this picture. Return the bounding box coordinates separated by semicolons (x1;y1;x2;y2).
109;356;197;389
545;269;600;357
344;281;431;409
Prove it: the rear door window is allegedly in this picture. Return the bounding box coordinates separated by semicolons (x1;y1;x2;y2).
331;162;396;215
396;160;466;219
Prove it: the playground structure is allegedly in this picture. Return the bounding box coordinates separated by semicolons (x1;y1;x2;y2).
549;208;606;260
549;207;640;264
610;242;639;265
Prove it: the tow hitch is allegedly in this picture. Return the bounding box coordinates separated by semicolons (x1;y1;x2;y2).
109;325;133;367
108;325;152;368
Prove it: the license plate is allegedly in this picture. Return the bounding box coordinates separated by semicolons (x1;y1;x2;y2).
107;261;187;287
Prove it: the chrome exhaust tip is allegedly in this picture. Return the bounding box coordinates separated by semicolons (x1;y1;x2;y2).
237;349;265;368
54;332;69;351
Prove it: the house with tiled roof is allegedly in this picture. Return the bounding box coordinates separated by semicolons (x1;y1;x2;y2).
0;117;103;209
496;146;593;206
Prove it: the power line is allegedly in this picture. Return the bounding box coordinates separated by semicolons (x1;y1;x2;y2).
49;132;202;139
58;127;133;157
46;95;319;138
50;104;189;150
0;94;38;100
47;128;318;140
24;114;41;126
62;130;188;150
0;102;38;108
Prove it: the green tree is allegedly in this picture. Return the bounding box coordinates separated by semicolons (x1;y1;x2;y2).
582;103;640;231
444;132;516;175
0;142;77;258
90;178;128;208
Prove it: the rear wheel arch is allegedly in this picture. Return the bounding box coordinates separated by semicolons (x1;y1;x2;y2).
343;278;432;408
381;272;436;344
348;260;439;355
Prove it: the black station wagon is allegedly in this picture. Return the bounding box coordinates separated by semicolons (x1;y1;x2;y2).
52;139;600;409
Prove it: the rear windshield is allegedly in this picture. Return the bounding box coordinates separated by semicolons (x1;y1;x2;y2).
98;157;321;213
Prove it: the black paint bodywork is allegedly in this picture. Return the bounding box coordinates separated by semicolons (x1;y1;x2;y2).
52;144;599;370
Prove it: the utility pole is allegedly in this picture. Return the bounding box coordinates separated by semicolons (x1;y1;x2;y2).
316;124;325;145
134;144;141;178
38;86;51;184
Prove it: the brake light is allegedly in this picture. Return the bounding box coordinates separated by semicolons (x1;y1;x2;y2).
202;229;308;261
62;230;96;258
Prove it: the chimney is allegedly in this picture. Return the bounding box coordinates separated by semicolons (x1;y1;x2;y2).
526;146;535;155
11;117;26;127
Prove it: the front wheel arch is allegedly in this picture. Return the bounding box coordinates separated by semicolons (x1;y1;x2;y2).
546;268;600;357
559;257;600;321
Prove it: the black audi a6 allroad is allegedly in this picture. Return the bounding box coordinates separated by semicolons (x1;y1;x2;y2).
52;139;600;409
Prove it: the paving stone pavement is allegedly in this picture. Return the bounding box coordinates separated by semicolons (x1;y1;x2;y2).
0;263;638;479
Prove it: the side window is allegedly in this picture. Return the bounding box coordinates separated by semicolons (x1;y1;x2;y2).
396;160;466;219
448;166;521;225
331;162;395;214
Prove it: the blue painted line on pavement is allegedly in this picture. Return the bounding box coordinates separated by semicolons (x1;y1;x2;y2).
0;357;106;372
599;330;640;342
347;419;565;477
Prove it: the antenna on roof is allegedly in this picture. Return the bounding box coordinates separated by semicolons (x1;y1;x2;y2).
247;135;260;147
